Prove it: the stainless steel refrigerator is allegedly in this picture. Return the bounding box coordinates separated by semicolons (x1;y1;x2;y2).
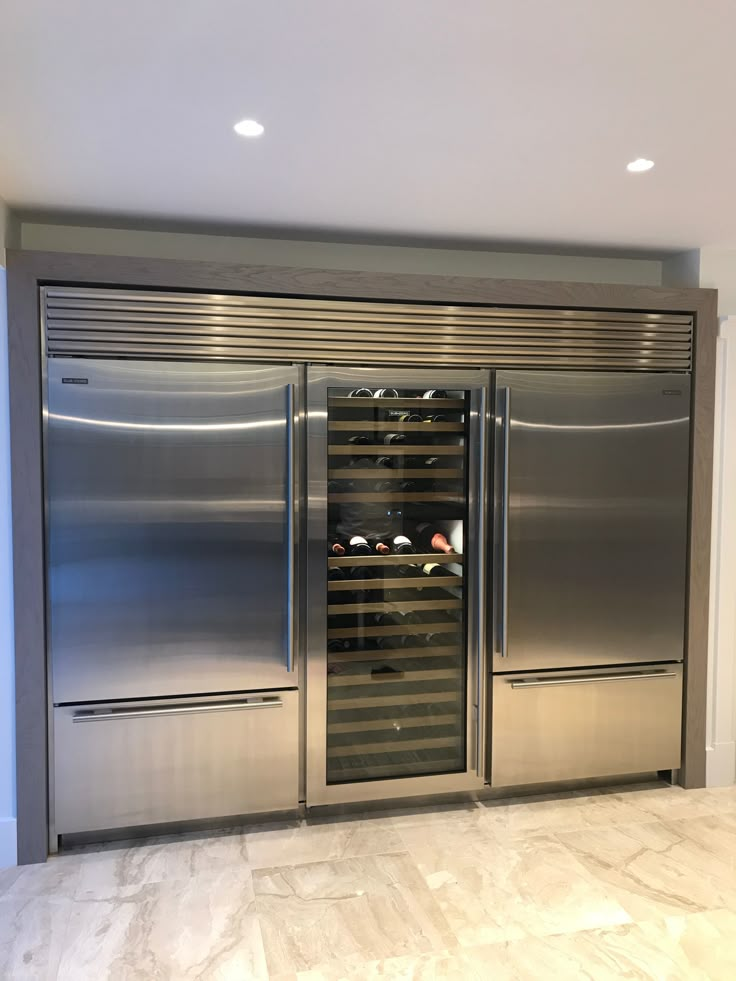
490;372;690;786
46;359;301;837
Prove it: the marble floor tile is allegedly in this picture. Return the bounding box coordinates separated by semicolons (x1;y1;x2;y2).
273;909;736;981
481;789;658;838
583;784;720;822
57;866;267;981
399;819;631;947
246;819;405;870
253;851;455;975
0;895;72;981
0;853;82;901
74;827;250;898
554;816;736;919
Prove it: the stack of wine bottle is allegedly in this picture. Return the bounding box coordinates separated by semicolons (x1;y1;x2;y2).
324;386;468;784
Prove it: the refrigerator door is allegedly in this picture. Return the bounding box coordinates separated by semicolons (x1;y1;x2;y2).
306;366;490;806
493;371;690;673
46;359;301;703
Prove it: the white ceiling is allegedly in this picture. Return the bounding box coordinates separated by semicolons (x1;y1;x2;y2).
1;0;735;251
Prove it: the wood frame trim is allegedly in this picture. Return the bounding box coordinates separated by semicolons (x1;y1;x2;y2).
6;248;718;864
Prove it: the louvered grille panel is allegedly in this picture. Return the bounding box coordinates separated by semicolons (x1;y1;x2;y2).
43;288;693;371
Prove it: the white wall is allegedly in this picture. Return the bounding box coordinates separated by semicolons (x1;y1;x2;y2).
706;316;736;786
0;198;17;866
19;220;664;285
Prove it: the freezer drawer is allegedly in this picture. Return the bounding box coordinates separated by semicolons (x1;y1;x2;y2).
53;691;298;834
491;664;682;788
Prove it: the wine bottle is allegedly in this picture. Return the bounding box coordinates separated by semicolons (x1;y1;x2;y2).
328;566;347;582
329;541;346;556
392;534;415;554
422;413;447;423
406;455;439;470
422;562;460;579
348;434;371;446
398;480;417;493
415;522;456;554
383;433;407;445
375;455;394;468
348;535;373;556
422;389;448;399
374;540;391;555
387;410;423;422
348;565;375;581
328;479;354;493
375;635;405;650
349;388;373;398
327;638;351;654
373;388;399;398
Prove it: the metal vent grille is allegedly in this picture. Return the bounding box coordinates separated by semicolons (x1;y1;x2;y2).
43;287;693;371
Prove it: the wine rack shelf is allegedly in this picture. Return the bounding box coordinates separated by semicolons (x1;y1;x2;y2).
328;576;462;591
329;421;464;432
329;397;464;409
329;691;459;710
327;736;458;758
328;713;459;733
329;468;462;479
328;668;462;688
329;621;461;639
328;645;461;663
328;599;461;615
329;445;463;457
328;492;463;503
328;552;462;566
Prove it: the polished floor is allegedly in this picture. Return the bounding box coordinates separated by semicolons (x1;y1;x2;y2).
2;782;736;979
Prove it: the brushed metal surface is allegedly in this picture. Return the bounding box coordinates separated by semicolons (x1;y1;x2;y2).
491;664;683;787
43;286;693;370
53;691;298;833
46;358;300;703
493;371;691;673
305;366;490;806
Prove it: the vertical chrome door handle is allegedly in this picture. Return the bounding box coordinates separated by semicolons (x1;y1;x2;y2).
498;386;510;658
286;383;296;672
475;386;488;775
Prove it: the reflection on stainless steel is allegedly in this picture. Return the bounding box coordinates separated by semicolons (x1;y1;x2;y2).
493;371;690;673
491;664;683;786
47;358;300;703
48;412;285;432
53;691;299;833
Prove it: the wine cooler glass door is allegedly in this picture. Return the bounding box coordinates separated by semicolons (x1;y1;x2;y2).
306;367;490;805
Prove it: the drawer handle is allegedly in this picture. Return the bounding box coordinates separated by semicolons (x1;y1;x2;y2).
72;698;283;722
510;671;678;689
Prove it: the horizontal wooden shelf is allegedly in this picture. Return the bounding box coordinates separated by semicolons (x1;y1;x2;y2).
328;736;460;758
329;468;462;479
329;421;464;432
328;713;459;734
327;691;460;710
328;492;463;503
328;397;465;409
328;599;462;616
329;621;462;639
328;645;462;663
329;553;462;566
328;667;462;687
328;576;462;591
329;444;463;456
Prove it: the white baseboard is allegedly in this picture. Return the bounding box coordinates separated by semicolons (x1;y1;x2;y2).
0;817;17;869
706;741;736;788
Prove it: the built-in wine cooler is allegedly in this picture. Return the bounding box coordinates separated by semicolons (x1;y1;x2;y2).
306;367;490;805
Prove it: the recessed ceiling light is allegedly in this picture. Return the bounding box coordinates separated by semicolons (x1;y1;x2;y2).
233;119;264;138
626;157;654;173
